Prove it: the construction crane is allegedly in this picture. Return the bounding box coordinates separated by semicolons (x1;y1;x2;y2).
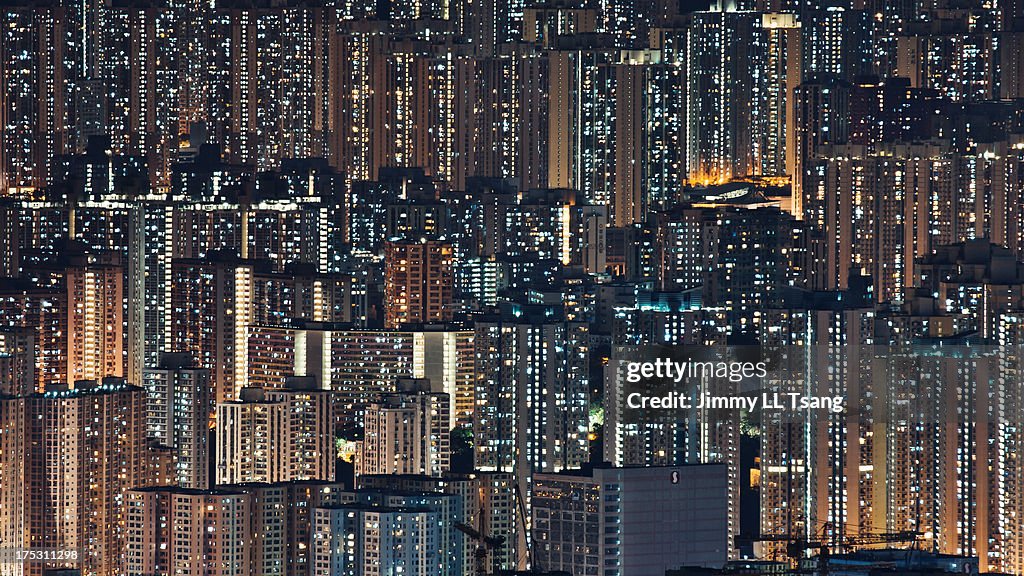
513;480;540;572
736;528;921;575
836;530;922;551
455;521;506;576
455;479;541;576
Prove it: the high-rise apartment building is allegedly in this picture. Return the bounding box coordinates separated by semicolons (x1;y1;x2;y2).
761;13;802;179
357;378;451;478
169;153;347;275
0;394;26;576
803;142;962;302
800;6;873;82
1;248;129;392
0;280;64;392
523;5;598;47
476;187;608;273
247;322;475;431
0;3;72;193
313;505;445;576
896;17;998;102
917;240;1024;339
473;304;590;499
544;42;683;224
264;376;336;482
64;252;124;385
168;254;255;403
215;378;334;485
756;294;877;561
681;11;765;184
603;308;740;560
126;487;253;576
654;199;795;329
125;481;346;576
102;3;180;189
791;77;849;218
207;3;337;171
757;291;1024;574
0;201;17;275
358;472;519;575
1;379;154;576
215;388;288;485
384;239;454;328
143;352;212;489
312;489;464;576
0;328;34;396
532;465;730;576
347;167;440;258
333;20;389;182
544;40;615;194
